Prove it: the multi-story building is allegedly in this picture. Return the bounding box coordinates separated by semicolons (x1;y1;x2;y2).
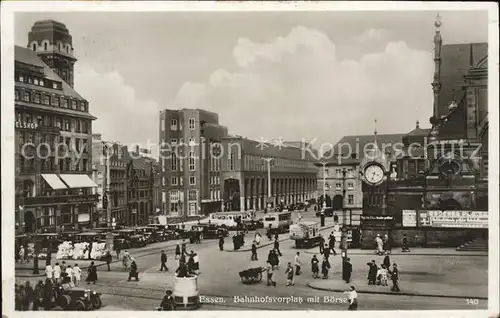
132;146;163;218
15;20;98;234
91;133;128;226
159;109;228;217
319;133;405;227
220;136;318;212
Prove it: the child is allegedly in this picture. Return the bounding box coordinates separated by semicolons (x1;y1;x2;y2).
73;263;82;286
377;264;388;286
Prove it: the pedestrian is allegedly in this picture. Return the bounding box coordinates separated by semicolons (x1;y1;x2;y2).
122;250;131;271
323;244;330;259
251;241;258;261
33;280;44;311
218;236;224;251
175;259;188;278
388;263;400;292
285;261;295;286
265;260;276;287
345;286;358;310
19;245;26;263
73;263;82;286
367;260;378;285
329;234;337;256
160;250;168;271
294;252;302;275
175;243;181;259
45;263;54;281
321;256;331;279
266;224;272;240
343;258;353;283
60;261;67;274
160;290;175;311
274;239;282;256
232;235;238;251
333;213;339;224
187;251;195;274
128;259;139;281
254;232;261;245
53;262;61;284
383;254;391;269
375;234;384;255
319;234;325;254
402;234;410;252
311;255;320;279
378;265;388;286
86;261;98;284
105;251;112;271
23;281;34;311
382;234;389;253
65;265;74;285
43;278;53;311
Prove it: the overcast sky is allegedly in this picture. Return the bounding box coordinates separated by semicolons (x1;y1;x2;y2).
15;10;488;148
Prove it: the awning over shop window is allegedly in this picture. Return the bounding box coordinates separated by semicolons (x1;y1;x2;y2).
59;174;98;188
41;174;68;190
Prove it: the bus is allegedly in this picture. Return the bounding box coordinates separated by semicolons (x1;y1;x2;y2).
208;211;252;230
289;221;322;248
263;211;292;233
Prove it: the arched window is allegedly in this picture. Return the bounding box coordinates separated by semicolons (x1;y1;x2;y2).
44;42;48;51
32;43;37;51
58;43;61;51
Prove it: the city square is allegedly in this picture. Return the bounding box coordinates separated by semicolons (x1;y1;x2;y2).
3;3;497;314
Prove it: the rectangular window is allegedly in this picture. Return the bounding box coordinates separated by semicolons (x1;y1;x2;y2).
71;100;77;109
348;195;354;205
348;182;354;189
43;94;50;105
171;153;177;171
19;75;24;82
63;120;70;131
188;190;197;201
39;79;44;87
189;176;196;185
34;93;40;103
81;120;88;133
55;118;62;129
52;95;59;106
171;177;178;185
34;78;39;85
52;82;58;89
336;183;342;190
80;102;86;112
61;98;68;108
23;91;31;102
161;118;165;132
171;118;178;130
15;90;20;101
189;118;195;130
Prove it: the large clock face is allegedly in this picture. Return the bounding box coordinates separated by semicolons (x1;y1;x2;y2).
364;164;384;185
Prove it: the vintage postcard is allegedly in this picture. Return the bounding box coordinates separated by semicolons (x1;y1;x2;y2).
1;1;498;317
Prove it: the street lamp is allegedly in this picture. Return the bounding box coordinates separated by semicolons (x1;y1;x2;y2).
263;158;273;213
319;161;328;209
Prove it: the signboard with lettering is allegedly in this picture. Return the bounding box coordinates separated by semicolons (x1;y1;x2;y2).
15;121;38;130
360;215;394;221
418;210;488;228
402;210;417;227
360;215;394;229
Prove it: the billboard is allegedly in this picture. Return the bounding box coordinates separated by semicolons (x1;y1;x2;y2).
402;210;417;227
418;210;488;228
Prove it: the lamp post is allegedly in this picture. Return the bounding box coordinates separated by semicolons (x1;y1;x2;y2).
320;161;328;209
340;168;349;279
263;158;273;212
102;142;112;228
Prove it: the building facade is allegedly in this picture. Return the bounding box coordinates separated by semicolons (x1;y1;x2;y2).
159;109;228;217
91;133;129;227
15;20;98;234
220;137;318;212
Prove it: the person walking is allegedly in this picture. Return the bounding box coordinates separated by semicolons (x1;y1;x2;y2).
343;258;353;283
73;263;82;286
45;263;54;281
175;243;181;259
274;239;282;256
160;250;168;271
265;261;276;287
218;236;224;251
23;281;34;311
33;280;44;311
329;234;338;256
105;251;112;271
294;252;302;276
43;278;53;311
53;262;61;284
345;286;358;310
402;234;410;252
251;241;258;261
321;256;331;279
128;259;139;281
375;234;384;255
19;245;26;264
388;263;400;292
383;254;391;269
86;261;98;284
285;262;295;286
323;244;330;259
319;234;325;254
123;250;131;271
65;265;74;285
367;260;378;285
311;255;320;279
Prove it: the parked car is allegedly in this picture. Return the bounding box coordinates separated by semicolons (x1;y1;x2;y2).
315;207;334;217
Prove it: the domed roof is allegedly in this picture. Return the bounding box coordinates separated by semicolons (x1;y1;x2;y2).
28;19;72;45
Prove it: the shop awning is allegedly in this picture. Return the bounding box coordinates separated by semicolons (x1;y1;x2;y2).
41;174;68;190
59;174;98;188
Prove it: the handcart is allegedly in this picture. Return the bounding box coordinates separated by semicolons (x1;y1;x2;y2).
239;267;265;284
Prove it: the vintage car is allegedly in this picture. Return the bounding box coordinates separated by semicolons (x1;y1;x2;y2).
135;226;158;244
114;229;147;249
75;232;106;244
167;224;189;239
191;224;228;239
54;283;102;311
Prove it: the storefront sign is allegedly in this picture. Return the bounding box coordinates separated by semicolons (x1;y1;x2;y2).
402;210;417;227
15;121;38;130
419;210;488;228
360;215;394;221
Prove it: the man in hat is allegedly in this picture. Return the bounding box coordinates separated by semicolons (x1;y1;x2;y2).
160;290;175;311
388;263;400;292
160;250;168;271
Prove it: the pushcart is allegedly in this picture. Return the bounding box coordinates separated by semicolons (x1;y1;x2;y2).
239;267;265;284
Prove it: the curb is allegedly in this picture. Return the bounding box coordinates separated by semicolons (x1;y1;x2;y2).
307;282;488;300
302;251;488;257
225;224;338;253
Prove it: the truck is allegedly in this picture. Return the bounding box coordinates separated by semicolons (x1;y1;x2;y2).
289;221;322;248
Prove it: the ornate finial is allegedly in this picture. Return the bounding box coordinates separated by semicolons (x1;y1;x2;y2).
434;13;442;30
416;120;420;129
